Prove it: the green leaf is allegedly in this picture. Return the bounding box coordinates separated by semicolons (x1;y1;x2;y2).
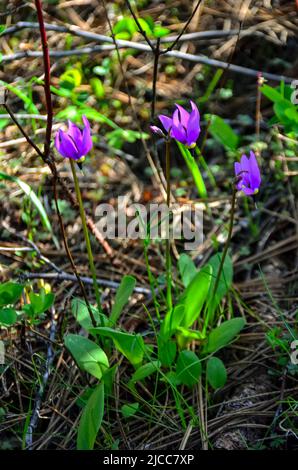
176;142;207;198
121;402;139;418
153;26;170;38
0;172;58;248
207;252;233;317
0;25;6;35
207;114;239;150
77;383;105;450
203;318;246;354
0;282;24;307
160;304;185;340
178;254;197;287
113;17;137;37
89;327;144;367
129;361;160;385
71;298;107;331
110;276;136;326
28;288;54;316
90;77;105;99
0;81;39;114
206;356;227;389
180;265;213;328
64;334;109;379
158;338;176;367
0;308;17;326
176;350;202;388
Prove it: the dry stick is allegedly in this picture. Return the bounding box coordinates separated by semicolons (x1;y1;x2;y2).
101;0;168;200
151;37;160;122
33;0;96;326
161;0;204;54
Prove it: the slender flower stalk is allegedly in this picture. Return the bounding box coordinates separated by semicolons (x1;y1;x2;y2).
165;139;172;312
69;159;102;317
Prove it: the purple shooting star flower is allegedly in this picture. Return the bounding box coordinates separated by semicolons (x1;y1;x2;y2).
55;115;93;162
150;100;200;148
234;151;261;196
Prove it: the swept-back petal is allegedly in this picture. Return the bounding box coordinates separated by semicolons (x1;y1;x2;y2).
174;104;190;128
67;120;82;146
80;115;93;156
158;115;172;133
56;129;79;159
186;103;200;146
248;151;261;190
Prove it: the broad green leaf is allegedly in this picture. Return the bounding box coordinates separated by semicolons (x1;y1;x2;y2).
153;26;170;38
260;84;283;103
121;403;139;418
203;318;246;354
0;282;24;307
207;114;239;150
160;304;185;340
77;383;105;450
0;308;17;326
206;356;227;389
90;327;144;367
71;298;107;331
178;253;197;287
0;172;58;248
176;141;207;198
206;252;233;317
176;350;202;388
64;334;109;379
180;265;213;328
110;275;136;326
158;338;176;367
129;361;160;385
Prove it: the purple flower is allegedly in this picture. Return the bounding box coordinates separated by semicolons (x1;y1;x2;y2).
55;115;93;161
150;101;200;148
234;151;261;196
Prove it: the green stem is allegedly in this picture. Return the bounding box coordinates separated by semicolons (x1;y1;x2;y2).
195;146;216;189
203;186;237;335
177;141;207;198
70;160;102;319
165;140;172;312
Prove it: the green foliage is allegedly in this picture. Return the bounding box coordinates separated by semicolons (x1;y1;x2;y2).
203;318;246;354
206;252;233;318
77;383;105;450
176;142;207;197
176;350;202;388
0;308;17;326
206;356;227;389
109;275;136;326
90;327;144;367
260;83;298;133
113;16;170;40
23;288;55;319
206;114;239;150
129;360;160;385
121;402;139;418
158;338;176;367
64;334;109;380
178;253;197;288
71;298;108;331
0;282;24;308
0;172;58;248
179;265;212;328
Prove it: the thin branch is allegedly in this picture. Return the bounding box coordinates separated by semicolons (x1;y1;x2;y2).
124;0;155;50
161;0;204;54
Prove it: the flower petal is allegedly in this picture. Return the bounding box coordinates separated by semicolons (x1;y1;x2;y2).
150;125;165;137
248;151;261;190
158;115;172;133
80;115;93;156
174;104;190;128
186;101;200;146
56;129;79;159
67;120;82;147
171;122;187;144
